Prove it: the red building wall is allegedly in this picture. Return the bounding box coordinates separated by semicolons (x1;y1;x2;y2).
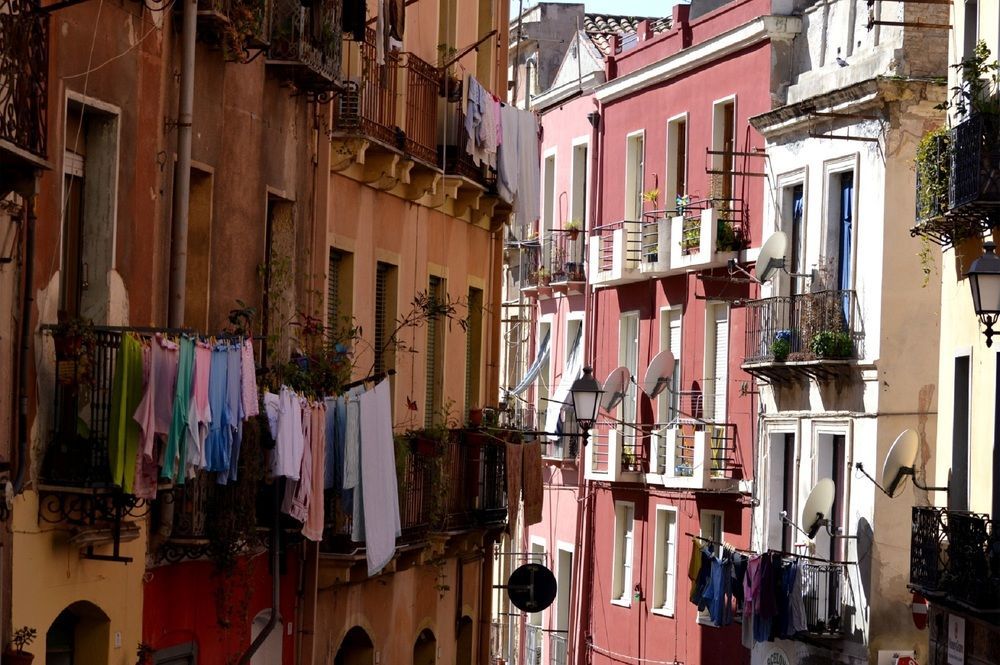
143;552;300;662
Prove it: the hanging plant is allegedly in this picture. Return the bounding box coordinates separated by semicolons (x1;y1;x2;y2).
914;126;951;222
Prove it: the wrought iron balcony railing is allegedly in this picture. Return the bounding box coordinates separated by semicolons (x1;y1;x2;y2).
402;52;439;165
441;105;496;188
909;506;1000;612
193;0;269;52
800;561;851;638
912;113;1000;247
321;429;508;553
742;290;864;381
267;0;342;89
0;0;48;165
547;233;586;285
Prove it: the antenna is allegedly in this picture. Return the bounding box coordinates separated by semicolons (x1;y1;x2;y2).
855;429;949;497
600;366;631;412
640;350;675;399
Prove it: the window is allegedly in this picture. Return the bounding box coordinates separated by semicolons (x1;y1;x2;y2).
612;502;635;604
781;183;805;296
185;168;213;330
327;248;355;339
529;540;546;627
374;261;398;376
425;275;445;427
711;99;736;202
658;308;682;426
619;312;640;447
652;507;678;615
625;132;645;220
666;115;687;207
700;509;723;544
62;98;120;323
571;142;588;227
554;546;573;662
962;0;978;64
705;304;729;422
765;432;796;551
537;320;552;425
543;153;556;239
465;286;484;414
528;540;545;665
833;171;854;292
952;354;971;511
781;433;796;551
264;198;296;359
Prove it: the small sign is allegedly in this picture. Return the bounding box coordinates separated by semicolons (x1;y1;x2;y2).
507;563;557;613
948;614;965;665
765;647;790;665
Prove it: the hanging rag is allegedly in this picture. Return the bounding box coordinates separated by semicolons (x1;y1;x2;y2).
687;538;704;604
134;334;179;462
185;341;213;477
522;440;543;526
344;386;364;541
204;345;232;475
283;399;314;520
360;379;401;575
241;339;259;418
302;402;328;541
163;337;195;484
109;334;144;493
223;344;245;484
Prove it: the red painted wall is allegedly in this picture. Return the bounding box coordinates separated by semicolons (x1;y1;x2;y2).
143;551;300;662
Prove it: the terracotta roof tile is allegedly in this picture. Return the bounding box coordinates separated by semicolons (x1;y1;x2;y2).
583;13;670;56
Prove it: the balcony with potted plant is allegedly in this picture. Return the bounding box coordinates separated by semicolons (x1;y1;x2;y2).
266;0;341;88
668;195;747;270
549;233;586;296
0;0;48;189
742;289;865;384
911;41;1000;248
192;0;269;59
588;219;643;287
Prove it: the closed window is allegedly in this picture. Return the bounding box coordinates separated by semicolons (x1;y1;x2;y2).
652;507;678;615
612;502;635;604
625;132;645;220
425;275;445;427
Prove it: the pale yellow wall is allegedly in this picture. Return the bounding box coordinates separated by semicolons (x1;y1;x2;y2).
10;492;146;664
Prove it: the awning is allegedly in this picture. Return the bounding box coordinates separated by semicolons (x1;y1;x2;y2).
545;329;583;438
509;331;551;395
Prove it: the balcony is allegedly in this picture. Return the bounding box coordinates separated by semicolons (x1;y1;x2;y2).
588;221;643;287
793;558;853;639
439;105;498;197
912;114;1000;247
267;0;342;90
669;197;747;271
548;233;586;296
320;429;508;576
193;0;269;54
909;507;1000;613
742;290;865;384
0;0;49;185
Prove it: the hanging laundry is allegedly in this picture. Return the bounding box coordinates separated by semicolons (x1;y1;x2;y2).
185;341;213;477
342;0;366;41
283;398;314;520
267;386;305;479
109;334;143;493
205;344;232;475
388;0;404;40
163;337;195;484
464;76;500;168
359;379;400;575
134;334;179;462
522;440;543;526
302;402;327;541
223;344;245;484
241;339;259;418
496;105;541;225
687;538;704;604
133;342;158;500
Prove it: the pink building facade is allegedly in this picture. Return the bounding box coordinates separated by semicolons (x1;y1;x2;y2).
579;3;798;664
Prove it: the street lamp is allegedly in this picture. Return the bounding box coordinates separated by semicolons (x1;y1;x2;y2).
967;240;1000;347
569;366;603;451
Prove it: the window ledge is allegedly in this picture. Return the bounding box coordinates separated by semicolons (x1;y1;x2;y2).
696;615;718;627
651;607;675;618
610;598;631;608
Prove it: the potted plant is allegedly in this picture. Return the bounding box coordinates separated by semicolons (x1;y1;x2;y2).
536;267;551;286
914;126;951;223
468;407;484;427
770;330;794;362
809;330;854;359
680;226;700;253
565;219;582;241
641;189;659;214
5;626;37;664
716;213;742;251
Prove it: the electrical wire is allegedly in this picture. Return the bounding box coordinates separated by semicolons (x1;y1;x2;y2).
61;20;163;80
588;641;684;665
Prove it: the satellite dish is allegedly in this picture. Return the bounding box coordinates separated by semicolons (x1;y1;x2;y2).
882;429;919;498
756;232;788;283
640;350;675;398
801;478;836;540
600;366;631;412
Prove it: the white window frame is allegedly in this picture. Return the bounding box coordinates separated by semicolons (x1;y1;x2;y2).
820;154;860;291
619;311;640;451
624;130;646;221
774;168;808;298
570;136;591;227
611;501;635;606
536;317;554;427
652;505;678;616
665;112;689;208
696;509;724;625
542;149;557;239
529;537;547;627
657;306;682;426
703;302;729;423
710;95;737;200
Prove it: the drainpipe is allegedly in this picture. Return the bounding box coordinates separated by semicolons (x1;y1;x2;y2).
13;189;36;493
238;481;282;665
167;0;197;327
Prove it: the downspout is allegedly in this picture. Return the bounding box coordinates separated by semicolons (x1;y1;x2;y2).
238;481;282;665
167;0;197;327
13;190;36;493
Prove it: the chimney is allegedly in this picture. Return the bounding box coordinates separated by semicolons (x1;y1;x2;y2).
637;19;653;41
672;3;690;30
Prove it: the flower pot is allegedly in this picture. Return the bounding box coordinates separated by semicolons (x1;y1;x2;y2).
567;229;580;241
468;408;483;427
413;437;440;457
3;651;34;665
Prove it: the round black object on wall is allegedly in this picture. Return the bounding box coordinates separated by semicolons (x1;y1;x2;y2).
507;563;557;613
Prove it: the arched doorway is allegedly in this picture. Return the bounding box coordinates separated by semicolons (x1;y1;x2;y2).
334;626;375;665
46;601;111;665
413;628;436;665
456;616;473;665
250;609;283;665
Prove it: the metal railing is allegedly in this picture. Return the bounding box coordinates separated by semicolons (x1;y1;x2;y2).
547;233;586;282
441;105;497;187
267;0;342;85
335;27;399;146
0;0;48;160
801;561;851;637
592;220;641;272
402;52;439;164
549;633;568;665
915;132;950;224
950;113;1000;211
526;625;543;665
619;424;647;473
743;289;864;364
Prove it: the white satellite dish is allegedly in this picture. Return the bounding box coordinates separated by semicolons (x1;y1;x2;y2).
801;478;836;540
882;429;919;498
601;366;631;412
756;232;788;284
640;350;675;399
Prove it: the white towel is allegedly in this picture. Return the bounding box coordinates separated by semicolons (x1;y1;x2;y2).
360;379;401;575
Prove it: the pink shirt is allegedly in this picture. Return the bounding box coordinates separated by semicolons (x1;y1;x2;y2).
134;334;178;460
185;341;213;474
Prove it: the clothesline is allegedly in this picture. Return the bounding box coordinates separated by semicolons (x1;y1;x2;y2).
685;532;754;555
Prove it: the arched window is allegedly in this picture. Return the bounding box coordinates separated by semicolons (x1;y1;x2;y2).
334;626;374;665
413;628;436;665
46;601;111;665
250;609;282;665
456;616;473;665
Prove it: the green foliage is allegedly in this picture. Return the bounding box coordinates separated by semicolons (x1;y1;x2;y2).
914;126;951;221
11;626;36;653
716;218;742;251
937;40;1000;117
809;330;853;359
770;338;791;361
